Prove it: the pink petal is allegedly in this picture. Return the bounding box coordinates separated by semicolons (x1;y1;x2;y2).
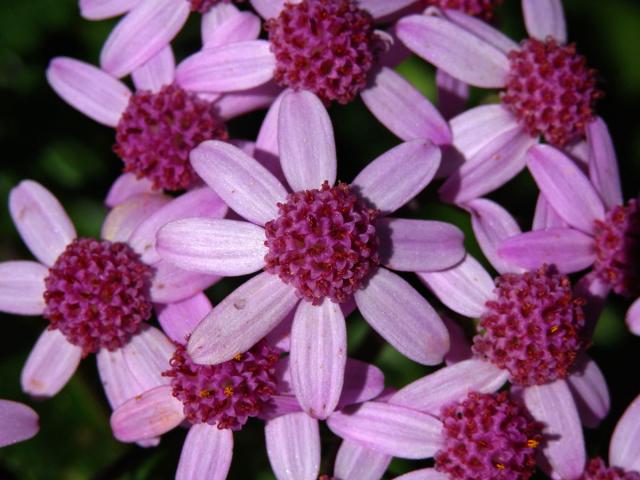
327;402;442;459
610;393;640;471
249;0;286;19
352;140;440;215
255;90;287;183
149;260;220;304
265;309;295;352
265;413;320;480
443;8;519;54
532;193;567;230
212;81;282;121
278;90;337;191
566;355;610;429
334;439;391;480
157;293;213;344
361;67;451;145
575;273;610;333
0;400;39;447
79;0;141;20
202;11;261;48
188;272;299;364
356;0;418;21
111;385;184;442
176;40;275;92
436;69;469;120
176;424;233;480
105;173;156;208
0;261;47;315
337;359;385;408
261;395;303;420
393;469;449;480
626;298;640;336
396;14;509;88
522;0;567;44
101;193;170;243
22;329;82;397
378;217;465;272
443;316;473;365
498;228;596;273
100;0;190;78
418;255;495;318
354;268;449;365
290;300;346;419
157;218;267;276
200;3;238;43
527;144;605;234
191;140;288;226
586;117;623;210
522;380;585;480
390;359;508;414
9;180;76;266
131;45;175;93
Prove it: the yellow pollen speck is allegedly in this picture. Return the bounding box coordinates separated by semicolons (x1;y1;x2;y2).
234;353;243;361
527;439;539;448
550;325;559;333
495;463;505;470
224;386;234;397
199;389;211;398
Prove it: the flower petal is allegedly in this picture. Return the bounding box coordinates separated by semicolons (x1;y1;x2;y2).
202;11;261;48
150;260;220;304
21;329;82;397
355;268;449;365
212;81;282;121
436;69;469;120
105;173;156;208
176;424;233;480
200;3;238;43
131;45;175;92
188;272;299;364
79;0;141;20
255;90;287;183
532;193;567;230
522;0;567;44
443;316;473;365
100;0;190;78
627;298;640;336
265;413;320;480
610;393;640;471
352;140;440;215
0;400;39;448
586;117;623;210
393;469;449;480
101;193;170;243
334;439;391;480
249;0;286;19
0;261;47;315
566;355;610;429
443;9;519;54
157;293;212;344
356;0;417;21
337;359;386;408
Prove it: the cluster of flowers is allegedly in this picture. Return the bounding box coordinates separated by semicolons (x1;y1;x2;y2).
1;0;639;478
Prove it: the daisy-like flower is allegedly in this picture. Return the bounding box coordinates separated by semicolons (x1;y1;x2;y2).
396;0;603;203
157;90;465;419
0;400;39;448
499;119;640;335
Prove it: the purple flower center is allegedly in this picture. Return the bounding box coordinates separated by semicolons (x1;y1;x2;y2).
580;458;640;480
435;391;541;480
188;0;237;14
423;0;503;21
264;181;380;305
43;238;153;356
114;83;228;192
266;0;379;105
501;38;602;147
472;265;586;386
593;199;640;297
163;342;279;430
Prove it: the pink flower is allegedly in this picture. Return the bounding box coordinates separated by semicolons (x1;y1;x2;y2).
156;89;465;419
0;400;39;448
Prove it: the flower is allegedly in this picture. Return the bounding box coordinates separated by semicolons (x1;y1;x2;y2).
0;400;39;448
157;89;465;419
396;0;603;203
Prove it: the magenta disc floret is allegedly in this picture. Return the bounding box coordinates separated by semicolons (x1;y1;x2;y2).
266;0;380;104
501;38;602;147
472;265;586;386
264;181;380;305
435;391;541;480
163;342;279;430
43;238;153;356
114;83;228;191
423;0;503;21
580;458;640;480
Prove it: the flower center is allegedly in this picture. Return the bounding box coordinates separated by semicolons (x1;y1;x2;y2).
580;458;640;480
266;0;379;104
501;38;602;147
472;265;586;386
43;238;153;355
435;391;541;480
114;83;228;191
188;0;237;14
423;0;503;21
264;181;380;305
163;342;278;430
593;199;640;297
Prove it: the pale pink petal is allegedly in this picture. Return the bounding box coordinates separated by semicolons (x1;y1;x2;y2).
0;261;47;315
100;0;190;78
356;0;417;21
396;14;509;88
566;355;610;429
0;400;39;447
157;293;212;344
105;173;156;208
610;393;640;471
250;0;286;19
111;385;184;442
202;11;261;48
261;395;303;420
378;218;465;272
176;41;275;92
352;140;440;215
265;309;295;352
334;439;391;480
200;3;238;43
290;300;346;419
149;260;220;304
361;67;451;145
498;228;596;273
532;193;567;230
265;413;320;480
9;181;76;266
131;45;175;92
393;469;449;480
191;140;288;225
21;329;82;397
442;316;473;365
465;198;524;274
418;255;494;318
627;298;640;336
586;117;623;210
443;8;519;54
327;402;442;459
337;359;385;408
212;82;282;121
522;0;567;44
188;272;299;364
390;359;508;414
255;90;287;183
354;268;449;365
176;424;233;480
436;69;469;120
575;273;610;333
79;0;142;19
528;144;605;234
101;193;170;243
522;380;585;480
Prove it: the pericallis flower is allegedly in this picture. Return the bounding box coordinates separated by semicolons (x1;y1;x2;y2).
396;0;603;203
0;400;39;448
156;89;465;419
